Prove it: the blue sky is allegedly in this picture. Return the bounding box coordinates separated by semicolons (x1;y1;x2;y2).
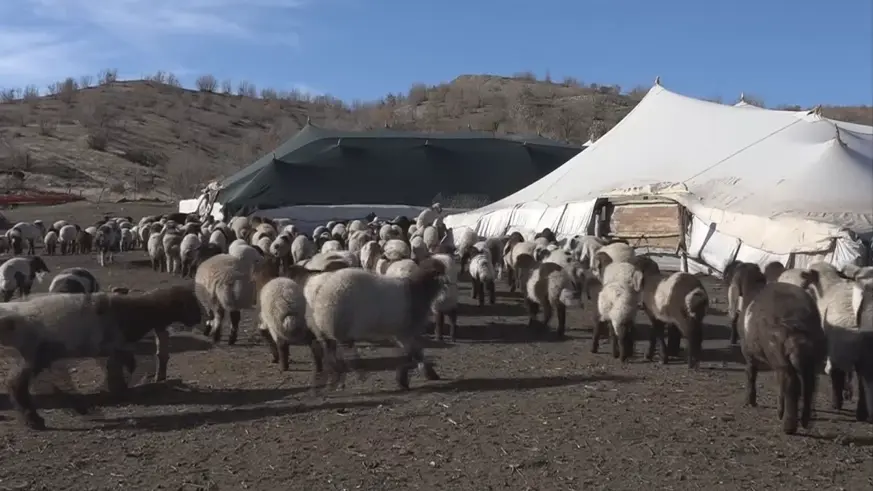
1;0;871;108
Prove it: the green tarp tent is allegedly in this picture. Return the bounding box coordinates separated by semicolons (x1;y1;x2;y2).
215;123;583;217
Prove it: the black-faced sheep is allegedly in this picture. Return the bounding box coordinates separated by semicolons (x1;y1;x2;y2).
0;256;49;302
194;254;256;345
641;270;709;368
763;261;786;283
723;260;763;345
306;265;445;390
505;241;537;293
740;270;826;435
0;284;201;430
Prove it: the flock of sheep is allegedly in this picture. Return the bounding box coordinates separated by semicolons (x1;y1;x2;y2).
0;203;870;439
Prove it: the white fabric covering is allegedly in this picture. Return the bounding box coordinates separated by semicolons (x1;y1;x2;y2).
445;84;873;271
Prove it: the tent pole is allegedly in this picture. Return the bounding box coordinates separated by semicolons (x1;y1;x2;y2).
678;205;689;273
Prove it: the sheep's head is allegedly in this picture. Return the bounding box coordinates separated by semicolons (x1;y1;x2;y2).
799;269;822;298
29;257;50;282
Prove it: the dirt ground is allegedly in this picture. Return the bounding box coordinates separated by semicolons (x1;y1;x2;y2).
0;202;871;491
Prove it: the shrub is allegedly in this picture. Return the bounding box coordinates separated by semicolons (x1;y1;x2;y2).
196;74;218;92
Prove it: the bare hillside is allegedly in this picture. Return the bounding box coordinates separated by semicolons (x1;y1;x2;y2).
0;71;870;201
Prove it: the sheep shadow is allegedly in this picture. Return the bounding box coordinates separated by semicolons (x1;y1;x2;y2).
412;373;638;394
90;399;394;433
449;322;570;344
456;300;528;318
801;433;873;447
698;345;750;367
134;333;216;355
124;258;155;269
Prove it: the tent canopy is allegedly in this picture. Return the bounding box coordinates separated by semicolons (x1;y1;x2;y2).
446;84;873;255
214;124;582;217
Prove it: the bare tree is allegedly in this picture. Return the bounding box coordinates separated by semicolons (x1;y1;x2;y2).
196;74;218;92
98;68;118;85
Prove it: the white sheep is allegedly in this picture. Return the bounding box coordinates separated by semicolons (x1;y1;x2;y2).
56;224;77;255
120;228;135;252
161;232;183;274
179;233;203;278
415;203;442;230
640;270;709;368
209;229;228;252
526;261;583;339
0;256;50;302
47;267;100;294
468;250;497;307
592;262;644;361
147;233;165;272
94;224;118;267
228;239;263;272
591;241;635;280
305;266;445;390
291;235;316;264
422;254;461;341
8;222;41;255
257;276;309;371
194;254;256;345
505;241;537;292
43;231;58;256
383;239;411;262
359;240;382;273
321;240;342;254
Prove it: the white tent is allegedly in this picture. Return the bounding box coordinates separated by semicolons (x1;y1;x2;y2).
444;83;873;273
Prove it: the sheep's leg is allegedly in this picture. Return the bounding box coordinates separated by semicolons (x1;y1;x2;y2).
666;325;682;357
227;310;241;345
744;361;759;407
776;370;786;420
728;312;740;345
855;355;873;423
555;303;567;338
591;320;608;353
781;368;801;435
277;341;291;372
8;342;63;430
844;370;854;402
525;299;539;328
104;352;130;397
619;322;635;362
154;328;170;382
683;321;701;369
487;280;496;305
609;324;620;359
540;303;553;331
308;338;327;391
259;328;280;364
411;341;439;381
507;267;516;292
323;339;346;390
434;312;445;341
644;314;662;361
471;277;480;300
799;362;816;430
201;309;215;336
210;307;226;343
830;368;847;410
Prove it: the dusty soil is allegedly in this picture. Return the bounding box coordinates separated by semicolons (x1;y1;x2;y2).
0;203;871;491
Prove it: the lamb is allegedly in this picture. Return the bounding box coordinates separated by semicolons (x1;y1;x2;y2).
591;262;644;360
0;257;50;302
0;284;202;430
43;231;58;255
291;234;316;264
590;241;635;280
305;264;445;390
383;239;411;262
94;224;118;267
257;275;312;371
269;234;293;272
161;232;183;274
48;267;100;294
359;240;382;272
640;269;709;368
147;233;165;272
805;262;873;421
178;233;203;278
505;241;537;292
723;260;764;345
526;261;584;339
740;269;826;435
194;254;256;345
228;240;263;272
453;226;478;268
209;229;228;252
468;250;497;307
421;254;461;341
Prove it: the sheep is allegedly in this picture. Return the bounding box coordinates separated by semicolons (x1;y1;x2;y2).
305;264;445;390
228;240;263;272
505;241;537;293
468;250;497;307
119;228;135;252
526;261;584;339
415;203;442;230
257;275;312;371
591;262;644;361
302;252;355;272
378;224;404;242
454;226;478;268
9;222;41;255
48;267;100;294
43;231;58;256
209;229;228;252
383;239;411;262
384;259;420;278
147;233;165;272
723;260;764;345
320;239;342;254
590;241;635;280
162;232;183;274
194;254;256;345
805;262;873;421
94;224;118;267
179;233;203;278
0;257;49;302
291;234;316;264
764;261;786;283
54;224;77;255
0;284;202;430
360;241;382;273
51;220;69;231
189;242;224;277
740;269;827;435
269;234;293;271
640;270;710;368
421;254;461;341
346;230;371;255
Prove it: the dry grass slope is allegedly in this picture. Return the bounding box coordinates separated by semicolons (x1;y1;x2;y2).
1;69;870;202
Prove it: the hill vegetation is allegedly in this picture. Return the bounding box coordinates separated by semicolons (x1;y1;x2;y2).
0;69;870;201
